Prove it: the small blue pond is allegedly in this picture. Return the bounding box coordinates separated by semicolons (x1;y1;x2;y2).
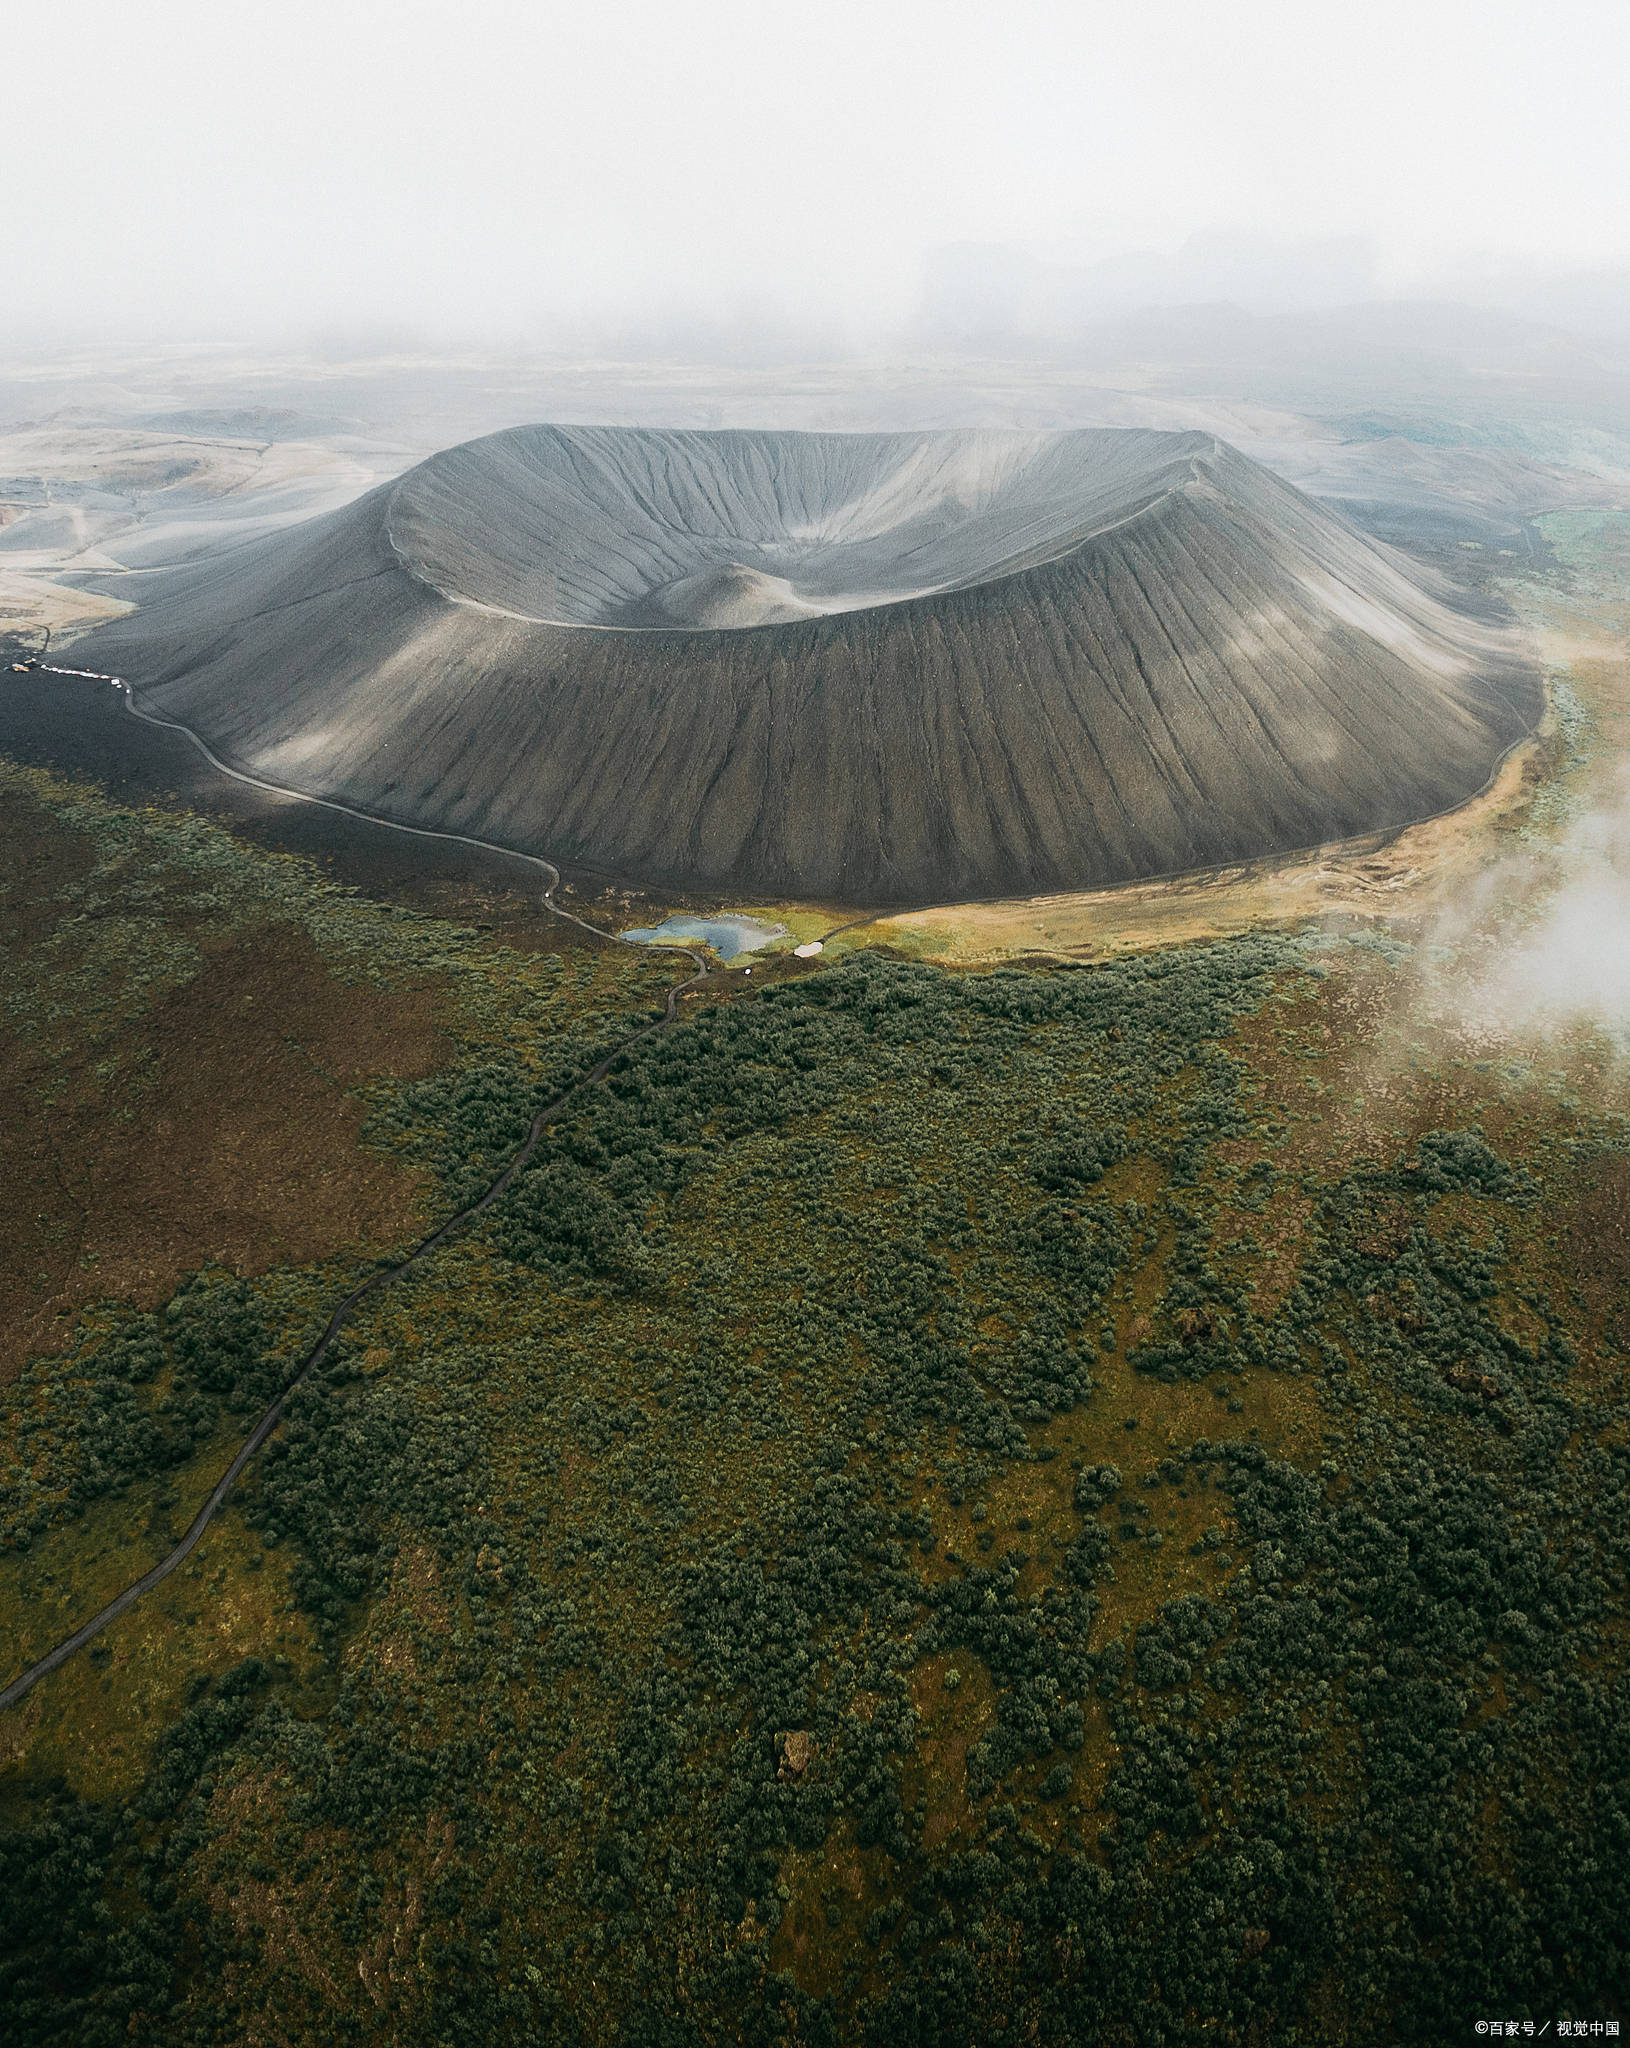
621;913;789;961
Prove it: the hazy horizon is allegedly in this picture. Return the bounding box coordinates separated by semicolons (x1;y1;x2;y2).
8;0;1630;355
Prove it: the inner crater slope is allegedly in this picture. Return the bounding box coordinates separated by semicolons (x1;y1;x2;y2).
76;424;1542;903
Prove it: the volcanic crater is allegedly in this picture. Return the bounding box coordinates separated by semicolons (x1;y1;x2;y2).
78;425;1541;903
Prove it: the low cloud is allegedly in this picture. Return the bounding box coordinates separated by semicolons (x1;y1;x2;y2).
1426;766;1630;1048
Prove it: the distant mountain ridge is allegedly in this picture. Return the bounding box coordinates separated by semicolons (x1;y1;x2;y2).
79;424;1540;904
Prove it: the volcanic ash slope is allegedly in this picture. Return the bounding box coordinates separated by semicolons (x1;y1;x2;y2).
79;425;1541;904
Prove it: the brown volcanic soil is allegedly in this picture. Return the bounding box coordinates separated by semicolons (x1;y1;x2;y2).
0;785;449;1380
1559;1154;1630;1356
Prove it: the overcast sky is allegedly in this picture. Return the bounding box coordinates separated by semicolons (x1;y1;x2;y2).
8;0;1629;345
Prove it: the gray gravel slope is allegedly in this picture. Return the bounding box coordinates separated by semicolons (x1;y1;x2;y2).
78;425;1541;904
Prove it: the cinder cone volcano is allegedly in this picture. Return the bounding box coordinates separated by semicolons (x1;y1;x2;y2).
80;424;1540;903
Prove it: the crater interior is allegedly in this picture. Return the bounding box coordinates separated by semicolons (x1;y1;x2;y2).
384;424;1199;629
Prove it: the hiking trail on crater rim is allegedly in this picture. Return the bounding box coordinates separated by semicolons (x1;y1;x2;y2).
75;425;1541;904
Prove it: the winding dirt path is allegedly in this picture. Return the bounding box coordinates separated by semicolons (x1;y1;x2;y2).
0;663;722;1714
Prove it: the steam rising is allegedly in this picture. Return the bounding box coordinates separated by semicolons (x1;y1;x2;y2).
1427;766;1630;1047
